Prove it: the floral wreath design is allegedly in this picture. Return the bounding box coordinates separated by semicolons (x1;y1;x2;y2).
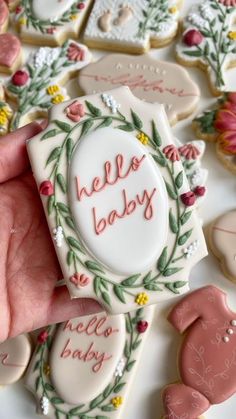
39;94;202;308
33;309;148;418
137;0;178;39
15;0;87;34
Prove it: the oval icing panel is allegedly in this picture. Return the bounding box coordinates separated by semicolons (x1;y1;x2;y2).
32;0;75;22
69;127;169;275
0;335;31;385
50;313;125;405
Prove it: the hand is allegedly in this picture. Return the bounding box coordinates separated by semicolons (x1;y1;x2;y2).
0;122;101;342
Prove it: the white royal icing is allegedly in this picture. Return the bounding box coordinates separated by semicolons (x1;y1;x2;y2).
32;0;76;22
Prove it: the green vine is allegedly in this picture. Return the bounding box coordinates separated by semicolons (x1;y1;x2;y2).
137;0;177;39
41;96;192;307
34;309;146;418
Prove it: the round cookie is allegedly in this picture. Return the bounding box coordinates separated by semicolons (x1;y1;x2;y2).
209;209;236;282
0;334;32;386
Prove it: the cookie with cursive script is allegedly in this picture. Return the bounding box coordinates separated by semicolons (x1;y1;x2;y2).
84;0;182;53
25;308;153;417
0;334;32;386
27;86;207;314
78;54;200;126
209;209;236;283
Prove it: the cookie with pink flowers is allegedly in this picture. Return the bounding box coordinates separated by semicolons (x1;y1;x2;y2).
193;92;236;174
0;33;22;74
13;0;93;46
162;285;236;418
176;0;236;96
0;0;9;33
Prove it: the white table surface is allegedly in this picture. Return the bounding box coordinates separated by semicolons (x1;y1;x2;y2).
0;1;236;418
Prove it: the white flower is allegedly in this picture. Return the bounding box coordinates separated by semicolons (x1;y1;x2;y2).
115;358;125;378
101;93;121;114
188;13;206;29
33;47;59;69
40;395;49;415
183;240;200;259
200;4;214;20
190;168;203;187
53;226;64;248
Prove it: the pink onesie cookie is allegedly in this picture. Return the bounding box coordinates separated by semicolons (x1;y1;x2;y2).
162;285;236;418
0;33;22;74
0;0;9;33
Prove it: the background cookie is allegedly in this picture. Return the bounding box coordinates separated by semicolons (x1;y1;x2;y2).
0;0;9;33
78;53;200;125
209;209;236;283
14;0;92;46
84;0;182;53
0;90;13;135
176;0;236;96
6;40;92;130
0;33;22;74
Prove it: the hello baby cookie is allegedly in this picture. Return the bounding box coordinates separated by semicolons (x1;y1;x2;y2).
176;0;236;96
84;0;182;53
14;0;92;46
6;40;91;130
209;209;236;282
162;285;236;418
193;92;236;174
27;87;207;314
78;54;200;126
25;308;153;418
0;334;31;386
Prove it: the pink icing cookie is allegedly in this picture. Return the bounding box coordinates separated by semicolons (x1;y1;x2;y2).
0;334;32;385
0;33;22;74
0;0;9;33
162;285;236;418
209;209;236;282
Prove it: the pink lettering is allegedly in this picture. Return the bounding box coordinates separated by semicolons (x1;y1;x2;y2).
63;317;119;338
0;353;26;368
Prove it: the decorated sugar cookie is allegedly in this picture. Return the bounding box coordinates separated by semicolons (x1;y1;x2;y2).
176;0;236;96
27;87;207;314
14;0;92;46
84;0;182;53
25;308;153;418
209;210;236;282
193;92;236;174
162;285;236;418
0;0;9;33
0;334;31;386
6;40;92;130
0;83;13;135
0;33;22;74
78;54;200;126
4;0;20;11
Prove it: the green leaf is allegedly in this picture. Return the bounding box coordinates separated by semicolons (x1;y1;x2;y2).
67;250;74;266
124;340;131;358
41;128;59;140
57;173;67;193
47;195;55;215
51;397;64;405
45;383;55;391
101;405;116;412
174;281;187;288
132;340;142;350
113;382;126;393
169;209;179;234
178;229;193;246
125;316;132;333
152;120;162;146
181;211;192;225
114;285;126;303
33;360;40;372
54;120;72;132
165;181;177;200
67;236;84;252
142;271;152;284
96;117;113;129
131;109;143;129
163;267;182;277
175;171;183;189
165;281;186;294
157;246;168;272
152;154;167;167
103;383;113;398
102;292;111;307
144;283;162;291
126;360;136;371
117;122;134;132
65;216;75;229
80;119;94;138
66;137;74;161
57;202;70;214
85;260;104;273
90;394;104;409
35;376;42;391
136;307;144;317
94;276;101;297
183;50;202;57
121;274;140;286
69;406;85;415
100;278;109;290
7;84;22;95
46;147;61;165
85;100;102;117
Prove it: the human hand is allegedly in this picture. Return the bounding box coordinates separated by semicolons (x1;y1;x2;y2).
0;122;101;342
